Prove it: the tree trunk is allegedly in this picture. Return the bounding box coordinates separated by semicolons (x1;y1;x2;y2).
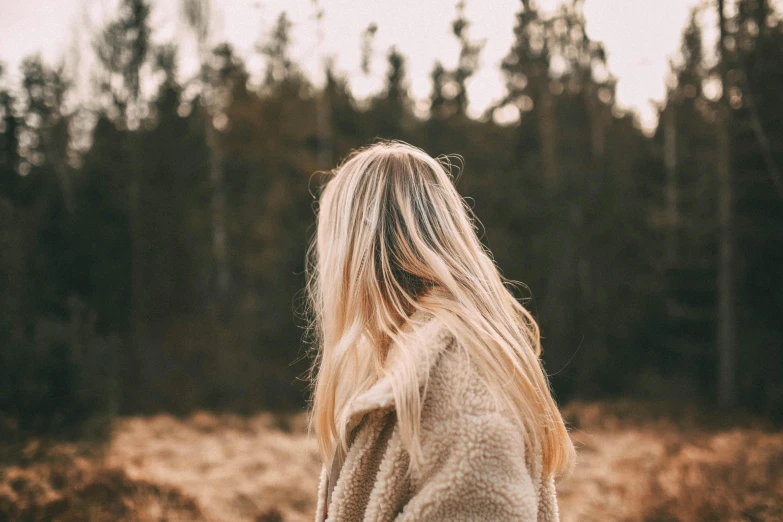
664;102;678;265
537;77;559;188
316;77;333;171
206;120;230;297
716;0;736;408
127;130;144;410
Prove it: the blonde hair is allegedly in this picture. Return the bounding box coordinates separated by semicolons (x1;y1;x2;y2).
305;139;575;478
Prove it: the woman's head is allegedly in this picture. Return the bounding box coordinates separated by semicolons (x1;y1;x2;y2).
306;139;574;477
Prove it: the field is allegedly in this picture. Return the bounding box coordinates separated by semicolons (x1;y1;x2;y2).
1;401;781;522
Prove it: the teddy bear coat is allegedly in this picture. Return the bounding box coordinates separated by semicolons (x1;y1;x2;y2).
313;312;561;522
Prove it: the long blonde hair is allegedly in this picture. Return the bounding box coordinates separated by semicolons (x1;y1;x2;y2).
305;139;575;478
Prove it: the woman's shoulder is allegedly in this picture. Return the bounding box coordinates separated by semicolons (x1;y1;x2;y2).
418;319;539;455
419;334;548;485
405;312;521;425
420;325;503;422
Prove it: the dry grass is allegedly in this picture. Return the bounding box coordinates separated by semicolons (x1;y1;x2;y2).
558;401;783;522
106;412;319;522
0;440;203;521
1;402;781;521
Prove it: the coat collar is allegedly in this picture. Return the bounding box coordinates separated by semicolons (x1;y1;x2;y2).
342;310;454;432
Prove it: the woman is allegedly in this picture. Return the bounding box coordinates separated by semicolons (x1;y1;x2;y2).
305;140;575;521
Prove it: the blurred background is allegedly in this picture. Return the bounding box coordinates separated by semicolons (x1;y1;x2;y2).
0;0;781;520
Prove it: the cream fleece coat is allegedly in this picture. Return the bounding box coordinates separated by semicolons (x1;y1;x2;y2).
313;313;560;522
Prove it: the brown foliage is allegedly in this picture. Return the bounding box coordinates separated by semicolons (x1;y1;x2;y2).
0;446;202;521
558;401;783;522
1;402;781;521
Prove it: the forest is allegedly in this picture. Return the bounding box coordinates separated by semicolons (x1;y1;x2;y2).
1;0;782;441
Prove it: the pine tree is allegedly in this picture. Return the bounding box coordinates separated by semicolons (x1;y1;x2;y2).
94;0;153;411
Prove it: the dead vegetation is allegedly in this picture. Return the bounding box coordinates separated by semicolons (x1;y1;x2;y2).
0;402;780;521
558;401;783;522
0;444;203;521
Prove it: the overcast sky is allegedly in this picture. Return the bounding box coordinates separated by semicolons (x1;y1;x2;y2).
2;0;777;131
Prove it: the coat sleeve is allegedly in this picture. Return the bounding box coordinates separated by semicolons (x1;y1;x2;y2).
394;411;543;522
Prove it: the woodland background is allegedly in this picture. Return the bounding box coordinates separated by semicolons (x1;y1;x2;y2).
1;0;782;439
